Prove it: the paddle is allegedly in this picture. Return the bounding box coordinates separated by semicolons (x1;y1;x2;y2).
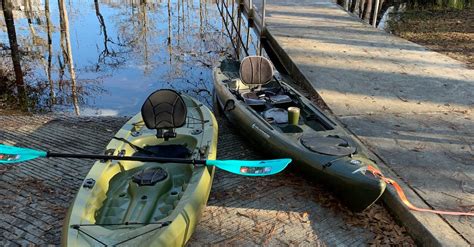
0;144;290;176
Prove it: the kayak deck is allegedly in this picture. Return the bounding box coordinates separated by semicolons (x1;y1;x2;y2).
62;95;218;246
96;161;193;226
214;59;386;211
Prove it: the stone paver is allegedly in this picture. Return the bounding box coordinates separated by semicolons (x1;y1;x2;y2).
254;0;473;244
0;115;128;245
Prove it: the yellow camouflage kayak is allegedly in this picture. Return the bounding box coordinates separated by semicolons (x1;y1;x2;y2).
61;89;218;246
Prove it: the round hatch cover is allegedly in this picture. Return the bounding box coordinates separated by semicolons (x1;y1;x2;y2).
132;167;168;186
300;135;356;156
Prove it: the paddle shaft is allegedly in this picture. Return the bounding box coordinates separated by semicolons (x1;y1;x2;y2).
46;152;207;165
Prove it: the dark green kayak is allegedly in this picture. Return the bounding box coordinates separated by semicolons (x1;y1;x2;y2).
213;56;386;212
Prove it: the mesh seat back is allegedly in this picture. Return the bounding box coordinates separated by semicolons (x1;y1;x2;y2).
239;56;274;85
141;89;187;130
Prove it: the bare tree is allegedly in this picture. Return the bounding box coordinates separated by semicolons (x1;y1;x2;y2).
45;0;55;104
168;0;172;64
363;0;373;21
58;0;80;115
2;0;27;109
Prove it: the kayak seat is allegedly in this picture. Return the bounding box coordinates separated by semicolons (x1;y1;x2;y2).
239;56;274;86
141;89;187;140
239;56;294;108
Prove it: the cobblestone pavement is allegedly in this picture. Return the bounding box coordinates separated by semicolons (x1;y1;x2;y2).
0;115;413;246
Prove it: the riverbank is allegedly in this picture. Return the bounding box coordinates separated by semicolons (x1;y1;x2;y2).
388;7;473;69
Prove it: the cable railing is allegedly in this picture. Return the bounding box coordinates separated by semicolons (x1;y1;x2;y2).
216;0;267;60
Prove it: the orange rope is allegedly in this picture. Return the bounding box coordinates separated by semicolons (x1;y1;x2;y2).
367;165;474;216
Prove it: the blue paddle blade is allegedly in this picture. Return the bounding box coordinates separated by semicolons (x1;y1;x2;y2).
206;158;292;176
0;144;47;164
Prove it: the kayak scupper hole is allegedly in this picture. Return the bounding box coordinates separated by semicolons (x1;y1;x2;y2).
141;195;147;200
170;191;178;196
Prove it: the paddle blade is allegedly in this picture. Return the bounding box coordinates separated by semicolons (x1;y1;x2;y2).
206;158;291;176
0;144;47;164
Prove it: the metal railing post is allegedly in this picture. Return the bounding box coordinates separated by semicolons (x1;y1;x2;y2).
230;0;235;37
245;0;252;54
259;0;266;55
236;0;242;59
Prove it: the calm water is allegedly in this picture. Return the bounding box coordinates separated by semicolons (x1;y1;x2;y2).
1;0;230;116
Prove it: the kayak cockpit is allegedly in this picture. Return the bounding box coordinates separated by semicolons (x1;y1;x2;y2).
95;161;193;227
95;88;200;227
219;57;333;133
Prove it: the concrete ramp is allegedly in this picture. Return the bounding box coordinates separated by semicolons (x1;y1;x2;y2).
261;0;474;245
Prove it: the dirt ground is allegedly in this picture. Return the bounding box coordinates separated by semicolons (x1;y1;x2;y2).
389;7;474;69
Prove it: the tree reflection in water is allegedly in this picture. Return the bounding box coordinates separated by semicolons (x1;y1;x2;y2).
0;0;229;115
1;0;27;109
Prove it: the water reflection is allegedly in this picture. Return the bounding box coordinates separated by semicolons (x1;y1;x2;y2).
0;0;228;115
1;0;27;109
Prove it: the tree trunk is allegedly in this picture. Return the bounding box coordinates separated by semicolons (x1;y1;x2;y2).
349;0;357;13
337;0;349;10
363;0;373;22
2;0;27;109
337;0;345;7
372;0;380;27
167;0;172;64
199;0;203;35
58;0;80;115
45;0;55;105
359;0;366;18
139;0;150;74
